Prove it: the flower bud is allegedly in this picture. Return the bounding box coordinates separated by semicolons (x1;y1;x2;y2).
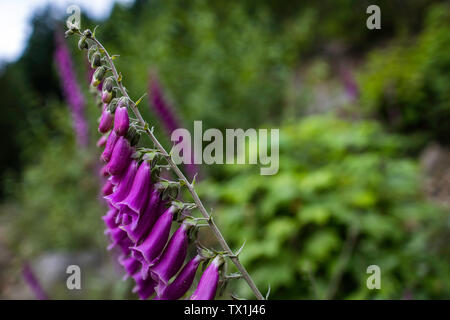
156;255;202;300
106;136;133;176
91;52;101;68
98;105;113;133
78;36;88;50
91;66;107;87
131;206;176;278
65;29;74;37
106;226;127;250
104;160;138;208
190;255;224;300
150;222;192;291
102;208;119;229
101;78;115;103
101;130;118;163
83;29;92;38
118;161;151;214
114;98;129;136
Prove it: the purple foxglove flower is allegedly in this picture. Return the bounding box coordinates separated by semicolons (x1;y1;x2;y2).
116;206;137;225
118;161;151;214
98;105;113;133
117;236;134;257
54;31;89;148
131;206;176;278
106;136;133;176
190;255;223;300
102;180;114;196
114;99;129;136
102;208;119;229
96;134;108;148
101;130;119;163
132;272;156;300
150;222;191;290
104;160;138;207
119;255;141;280
124;191;165;244
156;255;202;300
106;226;127;250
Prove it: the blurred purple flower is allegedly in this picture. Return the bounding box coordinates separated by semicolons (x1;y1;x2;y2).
54;31;89;148
22;263;49;300
148;70;197;179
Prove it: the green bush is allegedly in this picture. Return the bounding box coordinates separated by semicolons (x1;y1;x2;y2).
197;115;450;299
359;3;450;145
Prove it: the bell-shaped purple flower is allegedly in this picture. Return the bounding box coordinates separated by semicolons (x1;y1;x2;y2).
190;255;224;300
101;130;118;163
117;236;134;257
98;105;113;133
118;161;151;215
106;226;128;251
104;160;138;207
114;99;129;136
131;206;176;278
119;255;141;280
102;180;114;196
102;208;119;229
122;190;163;243
156;255;202;300
106;136;132;176
150;222;192;290
132;272;156;300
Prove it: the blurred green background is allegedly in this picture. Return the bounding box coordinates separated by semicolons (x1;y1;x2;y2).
0;0;449;299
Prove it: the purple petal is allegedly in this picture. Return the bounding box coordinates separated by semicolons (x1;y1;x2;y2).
122;190;163;243
114;105;129;136
105;160;138;207
131;206;176;278
156;255;202;300
132;272;156;300
98;107;113;133
118;161;151;214
150;222;190;289
190;256;223;300
106;136;132;176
